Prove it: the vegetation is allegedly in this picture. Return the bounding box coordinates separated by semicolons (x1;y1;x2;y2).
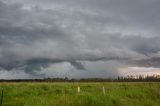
1;75;160;82
0;82;160;106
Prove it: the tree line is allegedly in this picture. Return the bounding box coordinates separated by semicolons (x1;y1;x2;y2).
0;75;160;82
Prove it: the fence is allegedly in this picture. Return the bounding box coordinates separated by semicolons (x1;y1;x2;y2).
0;90;3;106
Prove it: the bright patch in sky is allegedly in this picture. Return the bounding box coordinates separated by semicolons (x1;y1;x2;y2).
119;67;160;76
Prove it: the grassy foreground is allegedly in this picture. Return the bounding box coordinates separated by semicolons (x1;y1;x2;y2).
0;82;160;106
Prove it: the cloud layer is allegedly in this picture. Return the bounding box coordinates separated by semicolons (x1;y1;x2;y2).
0;0;160;79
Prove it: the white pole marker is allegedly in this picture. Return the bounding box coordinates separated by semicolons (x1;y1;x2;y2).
78;86;80;93
102;86;106;95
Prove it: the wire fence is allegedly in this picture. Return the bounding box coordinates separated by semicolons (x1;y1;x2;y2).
0;90;3;106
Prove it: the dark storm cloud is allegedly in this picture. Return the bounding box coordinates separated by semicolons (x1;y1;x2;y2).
0;58;85;71
128;58;160;68
0;1;67;42
0;0;160;78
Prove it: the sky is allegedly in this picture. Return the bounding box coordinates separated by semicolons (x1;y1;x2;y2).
0;0;160;79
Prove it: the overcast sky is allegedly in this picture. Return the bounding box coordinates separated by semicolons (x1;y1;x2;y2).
0;0;160;79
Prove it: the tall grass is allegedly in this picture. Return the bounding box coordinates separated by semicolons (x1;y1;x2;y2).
0;82;160;106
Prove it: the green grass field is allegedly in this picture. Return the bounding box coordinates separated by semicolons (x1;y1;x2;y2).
0;82;160;106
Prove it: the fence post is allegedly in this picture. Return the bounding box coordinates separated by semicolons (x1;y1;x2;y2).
77;86;80;94
0;90;3;106
102;86;106;96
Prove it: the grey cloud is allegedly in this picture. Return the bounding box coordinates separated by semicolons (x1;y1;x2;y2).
0;0;160;78
21;0;160;35
128;58;160;68
69;61;85;70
